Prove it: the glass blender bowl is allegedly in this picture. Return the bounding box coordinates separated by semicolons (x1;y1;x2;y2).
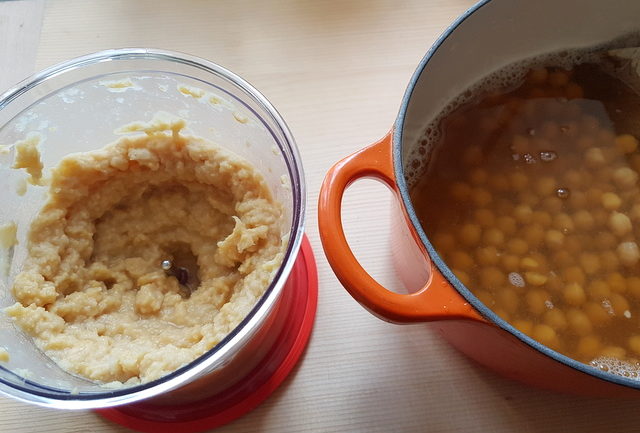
0;48;306;409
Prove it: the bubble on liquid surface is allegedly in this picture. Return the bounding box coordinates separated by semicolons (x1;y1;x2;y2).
523;153;537;164
540;150;558;162
508;272;525;287
590;357;640;381
556;187;570;199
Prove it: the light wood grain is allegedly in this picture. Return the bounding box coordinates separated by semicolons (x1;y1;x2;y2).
0;0;44;93
3;0;640;432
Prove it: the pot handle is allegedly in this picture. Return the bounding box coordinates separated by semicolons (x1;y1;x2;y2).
318;133;482;324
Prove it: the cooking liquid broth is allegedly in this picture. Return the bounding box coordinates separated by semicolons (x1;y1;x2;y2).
411;63;640;377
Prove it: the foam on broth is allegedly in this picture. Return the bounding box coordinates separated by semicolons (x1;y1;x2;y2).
405;35;640;187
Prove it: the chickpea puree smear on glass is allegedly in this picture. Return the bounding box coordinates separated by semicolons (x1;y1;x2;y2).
6;114;285;385
411;63;640;378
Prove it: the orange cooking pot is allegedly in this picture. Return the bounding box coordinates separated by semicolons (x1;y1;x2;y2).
318;0;640;396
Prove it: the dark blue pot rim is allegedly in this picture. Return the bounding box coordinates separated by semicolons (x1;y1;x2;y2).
392;0;640;391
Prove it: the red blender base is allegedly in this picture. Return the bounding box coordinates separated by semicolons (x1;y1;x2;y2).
96;235;318;432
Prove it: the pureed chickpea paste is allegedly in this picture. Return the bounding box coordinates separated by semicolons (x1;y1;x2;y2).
410;58;640;378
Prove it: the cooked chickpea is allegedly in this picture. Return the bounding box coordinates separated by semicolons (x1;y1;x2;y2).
568;190;587;209
483;228;505;246
452;269;471;286
550;277;568;295
529;253;549;273
459;223;482;246
595;232;617;250
489;174;509;191
497;289;519;313
532;211;552;228
492;308;510;322
598;129;616;145
586;188;603;206
506;238;528;255
577;335;601;359
599;251;619;272
474;208;495;227
630;203;640;222
544;308;567;330
513;204;533;224
450;181;472;201
591;209;608;226
545;229;564;250
523;224;545;248
607;273;627;294
535;177;556;196
587;280;611;300
601;192;622;210
564;169;584;187
615;134;639;154
449;251;474;269
475;290;495;307
573;210;595;231
630;153;640;172
564;282;586;306
566;309;592;336
532;324;557;347
541;122;559;139
510;172;529;190
512;319;533;334
548;70;569;87
522;193;542;207
527;67;548;83
600;346;627;359
501;254;520;270
519;257;538;271
565;82;584;99
472;187;492;207
476;246;499;266
494;198;513;216
433;232;456;252
469;168;488;185
629;336;640;356
496;216;517;235
463;145;483;166
564;235;583;255
579;252;600;275
526;290;550;315
480;267;506;288
617;241;640;266
584;301;611;325
627;277;640;299
612;167;638;189
563;266;586;285
553;250;574;268
584;147;606;167
525;272;548;286
511;135;530;154
609;212;632;237
610;293;630;315
542;196;563;213
553;213;574;233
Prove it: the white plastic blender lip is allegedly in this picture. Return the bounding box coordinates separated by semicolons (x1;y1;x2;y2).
0;47;307;409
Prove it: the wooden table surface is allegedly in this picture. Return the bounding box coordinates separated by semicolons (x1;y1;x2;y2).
2;1;640;432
